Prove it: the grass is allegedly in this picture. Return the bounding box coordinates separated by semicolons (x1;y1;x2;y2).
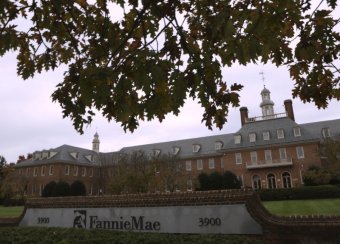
0;206;24;218
263;198;340;216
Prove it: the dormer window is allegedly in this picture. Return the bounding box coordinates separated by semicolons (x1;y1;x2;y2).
215;141;223;150
192;144;201;153
263;131;270;141
48;151;57;159
42;152;48;159
322;128;331;138
293;127;301;137
277;129;285;139
249;133;256;142
172;146;180;155
70;152;79;160
152;149;161;157
85;155;94;162
234;135;241;144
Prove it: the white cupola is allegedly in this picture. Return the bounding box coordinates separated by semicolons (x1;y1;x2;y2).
260;86;275;118
92;132;100;153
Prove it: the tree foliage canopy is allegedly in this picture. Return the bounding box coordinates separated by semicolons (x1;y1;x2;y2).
1;0;339;133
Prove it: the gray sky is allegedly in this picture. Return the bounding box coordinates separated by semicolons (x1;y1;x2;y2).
1;2;339;163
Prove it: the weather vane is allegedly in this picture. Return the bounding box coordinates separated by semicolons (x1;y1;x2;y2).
259;70;266;87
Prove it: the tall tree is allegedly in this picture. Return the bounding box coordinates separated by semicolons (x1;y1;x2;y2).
0;155;6;181
1;1;339;133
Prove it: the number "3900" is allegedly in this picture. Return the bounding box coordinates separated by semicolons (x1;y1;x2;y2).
37;217;50;224
198;217;221;227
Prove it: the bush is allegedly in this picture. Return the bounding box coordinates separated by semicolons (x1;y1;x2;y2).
259;185;340;201
70;180;86;196
52;181;70;197
42;181;57;197
2;198;25;206
198;171;241;191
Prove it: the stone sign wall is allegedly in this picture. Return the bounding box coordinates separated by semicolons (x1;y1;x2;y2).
19;204;262;234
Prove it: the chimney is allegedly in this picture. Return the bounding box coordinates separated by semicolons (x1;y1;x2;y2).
284;99;295;121
240;107;248;126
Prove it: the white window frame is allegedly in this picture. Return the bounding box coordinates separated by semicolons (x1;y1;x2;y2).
33;167;38;177
197;159;203;170
49;165;54;176
322;128;331;138
185;160;192;171
296;146;305;159
263;131;270;141
293;127;301;137
172;146;180;155
237;175;244;188
279;148;287;160
73;166;78;176
192;144;201;153
249;133;256;142
250;151;257;163
265;150;272;162
235;153;242;164
208;158;215;169
215;142;223;150
277;129;285;139
234;135;241;144
89;168;93;177
41;166;46;176
82;167;86;177
64;165;70;175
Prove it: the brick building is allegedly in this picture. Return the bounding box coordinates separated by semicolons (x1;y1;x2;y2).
13;87;340;196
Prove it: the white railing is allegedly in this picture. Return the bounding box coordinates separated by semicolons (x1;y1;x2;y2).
245;112;287;123
246;158;293;169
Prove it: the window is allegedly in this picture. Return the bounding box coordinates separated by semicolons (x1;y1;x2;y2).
265;150;272;162
197;159;203;170
26;168;30;176
172;146;180;155
41;166;46;176
153;149;161;157
279;148;287;160
19;169;22;175
296;146;305;159
235;153;242;164
82;167;86;177
185;160;192;171
49;165;54;175
89;168;93;177
249;133;256;142
250;151;257;163
192;144;201;153
277;129;285;139
73;166;78;176
252;175;261;189
208;158;215;169
267;173;276;189
322;128;331;138
215;141;223;150
282;172;292;188
234;134;241;144
64;165;70;175
263;131;270;141
293;127;301;137
70;152;79;159
33;167;38;176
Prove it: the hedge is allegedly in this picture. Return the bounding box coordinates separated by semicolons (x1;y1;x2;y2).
259;185;340;201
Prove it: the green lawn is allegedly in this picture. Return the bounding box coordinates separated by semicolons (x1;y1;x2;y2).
263;198;340;216
0;206;24;218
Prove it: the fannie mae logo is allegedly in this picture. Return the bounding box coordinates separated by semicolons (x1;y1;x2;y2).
73;210;87;228
72;209;161;231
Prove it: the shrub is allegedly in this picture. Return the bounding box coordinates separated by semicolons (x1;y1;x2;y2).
259;185;340;201
41;181;57;197
70;180;86;196
52;181;70;197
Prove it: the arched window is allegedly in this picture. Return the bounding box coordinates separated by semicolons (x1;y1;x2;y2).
252;175;261;189
267;173;276;189
282;172;292;188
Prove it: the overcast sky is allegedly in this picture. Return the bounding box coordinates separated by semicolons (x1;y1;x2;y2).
1;3;339;163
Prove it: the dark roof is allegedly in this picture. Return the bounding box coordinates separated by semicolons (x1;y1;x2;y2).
15;144;101;168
